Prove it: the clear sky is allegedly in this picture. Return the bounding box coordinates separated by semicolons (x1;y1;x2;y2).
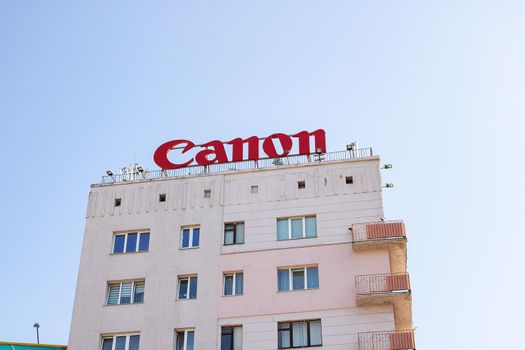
0;1;523;348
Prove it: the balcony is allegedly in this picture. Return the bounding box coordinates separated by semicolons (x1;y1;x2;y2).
351;220;407;273
358;330;416;350
351;220;406;243
355;273;412;329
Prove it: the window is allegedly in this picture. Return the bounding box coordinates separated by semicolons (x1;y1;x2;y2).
224;272;243;296
204;189;211;198
159;193;166;202
277;216;317;240
298;181;305;189
345;176;353;184
251;185;258;194
114;198;122;207
181;227;200;249
278;320;322;348
221;326;243;350
113;232;150;254
106;280;145;305
178;276;198;299
224;222;244;245
278;266;319;292
101;334;140;350
175;329;195;350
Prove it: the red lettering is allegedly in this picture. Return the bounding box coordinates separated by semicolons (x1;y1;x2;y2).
154;129;327;169
262;133;293;158
293;129;326;154
153;140;195;169
227;136;259;162
195;140;228;166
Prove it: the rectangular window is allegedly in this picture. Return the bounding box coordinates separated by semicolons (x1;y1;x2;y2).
112;231;150;254
278;266;319;292
278;320;322;348
106;280;145;305
178;276;198;300
175;329;195;350
224;222;245;245
224;272;244;296
181;227;200;249
101;334;140;350
221;326;243;350
277;216;316;241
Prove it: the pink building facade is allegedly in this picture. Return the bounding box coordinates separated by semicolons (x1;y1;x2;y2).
68;151;414;349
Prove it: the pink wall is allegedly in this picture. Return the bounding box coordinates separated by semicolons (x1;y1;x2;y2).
218;243;389;318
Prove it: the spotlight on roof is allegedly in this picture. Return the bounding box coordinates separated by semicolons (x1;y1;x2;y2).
137;166;144;172
315;147;323;154
346;141;358;151
382;164;393;169
383;183;394;188
106;170;114;176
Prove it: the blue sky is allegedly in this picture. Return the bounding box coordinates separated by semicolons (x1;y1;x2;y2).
0;1;523;348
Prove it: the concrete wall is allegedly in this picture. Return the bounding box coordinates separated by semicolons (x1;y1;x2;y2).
69;158;393;350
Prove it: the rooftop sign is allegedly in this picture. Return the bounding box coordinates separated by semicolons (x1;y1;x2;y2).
154;129;327;170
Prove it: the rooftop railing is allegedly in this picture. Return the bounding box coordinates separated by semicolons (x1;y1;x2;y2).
355;273;411;295
100;147;373;184
351;220;406;242
358;330;416;350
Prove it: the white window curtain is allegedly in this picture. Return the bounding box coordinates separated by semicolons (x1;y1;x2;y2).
292;322;308;347
309;320;322;345
233;327;243;350
236;223;245;243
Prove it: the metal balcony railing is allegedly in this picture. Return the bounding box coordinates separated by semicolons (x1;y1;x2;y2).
351;220;406;242
100;148;373;184
355;273;411;295
358;330;416;350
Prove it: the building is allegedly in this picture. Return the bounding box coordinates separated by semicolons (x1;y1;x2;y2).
68;142;415;350
0;342;66;350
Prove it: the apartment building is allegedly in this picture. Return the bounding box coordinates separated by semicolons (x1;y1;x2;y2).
68;145;415;350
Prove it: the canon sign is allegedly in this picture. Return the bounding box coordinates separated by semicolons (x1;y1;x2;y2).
154;129;327;170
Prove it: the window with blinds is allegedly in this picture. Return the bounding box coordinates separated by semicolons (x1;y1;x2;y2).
106;280;145;305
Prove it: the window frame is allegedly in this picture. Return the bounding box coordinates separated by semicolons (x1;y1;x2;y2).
221;325;242;350
100;333;140;350
112;231;150;254
106;280;145;305
177;275;198;300
223;271;244;296
277;320;322;349
277;266;319;292
277;216;317;241
175;329;195;350
223;222;245;246
180;226;200;249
